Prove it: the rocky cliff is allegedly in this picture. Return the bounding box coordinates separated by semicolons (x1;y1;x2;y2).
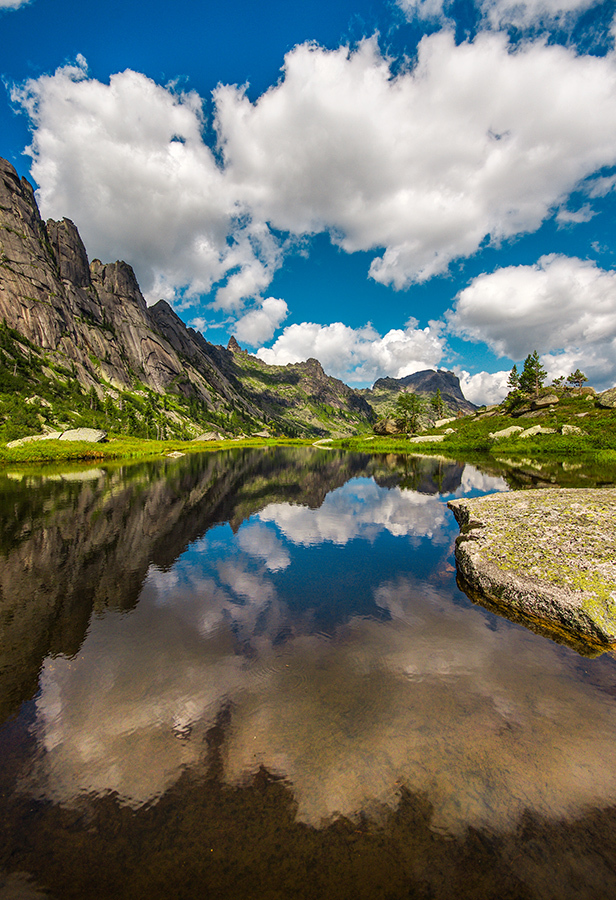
0;158;373;439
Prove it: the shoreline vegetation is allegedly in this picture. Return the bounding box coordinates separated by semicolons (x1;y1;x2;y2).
2;389;615;467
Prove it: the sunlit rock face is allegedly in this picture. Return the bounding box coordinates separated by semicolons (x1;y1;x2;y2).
13;452;616;840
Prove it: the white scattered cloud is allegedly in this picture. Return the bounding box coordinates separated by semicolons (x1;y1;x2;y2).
586;173;616;197
482;0;599;28
256;318;445;384
237;523;291;571
455;368;512;405
448;254;616;390
397;0;599;28
555;203;595;225
233;296;288;347
0;0;31;9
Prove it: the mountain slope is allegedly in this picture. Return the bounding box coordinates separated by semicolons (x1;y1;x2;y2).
0;158;373;441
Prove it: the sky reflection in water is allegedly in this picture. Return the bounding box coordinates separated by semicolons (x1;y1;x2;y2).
25;462;616;838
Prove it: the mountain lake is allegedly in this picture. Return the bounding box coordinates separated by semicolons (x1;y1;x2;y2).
1;446;616;900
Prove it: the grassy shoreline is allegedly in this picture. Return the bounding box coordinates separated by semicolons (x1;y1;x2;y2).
0;435;314;465
2;392;615;467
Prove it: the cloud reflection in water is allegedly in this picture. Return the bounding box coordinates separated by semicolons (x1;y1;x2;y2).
27;469;616;837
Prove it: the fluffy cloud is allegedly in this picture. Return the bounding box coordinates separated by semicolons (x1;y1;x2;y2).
216;32;616;287
14;31;616;312
0;0;31;8
12;57;273;311
256;319;445;384
233;296;288;347
456;368;512;405
448;255;616;389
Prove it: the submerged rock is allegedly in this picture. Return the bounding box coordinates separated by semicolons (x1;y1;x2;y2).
448;488;616;652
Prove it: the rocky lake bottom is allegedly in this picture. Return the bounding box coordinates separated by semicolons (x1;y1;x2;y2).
1;447;616;900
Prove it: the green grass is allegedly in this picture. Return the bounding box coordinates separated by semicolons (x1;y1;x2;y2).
0;434;313;465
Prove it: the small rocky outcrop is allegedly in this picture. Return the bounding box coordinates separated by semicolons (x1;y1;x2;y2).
374;418;405;435
448;489;616;652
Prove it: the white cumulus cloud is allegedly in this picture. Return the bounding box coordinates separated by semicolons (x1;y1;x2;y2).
233;296;288;347
216;32;616;289
455;368;512;405
12;57;274;311
13;31;616;314
448;255;616;390
256;318;445;384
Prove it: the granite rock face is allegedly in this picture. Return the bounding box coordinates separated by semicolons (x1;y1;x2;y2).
0;157;373;436
448;488;616;651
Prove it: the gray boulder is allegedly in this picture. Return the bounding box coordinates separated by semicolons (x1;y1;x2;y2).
531;393;559;409
519;425;557;438
58;428;107;442
192;432;223;441
597;387;616;409
488;425;524;440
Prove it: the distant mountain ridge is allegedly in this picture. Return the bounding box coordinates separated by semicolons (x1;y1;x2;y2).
363;369;477;419
0;157;373;440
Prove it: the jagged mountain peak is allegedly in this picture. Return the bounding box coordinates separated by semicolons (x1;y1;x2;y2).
0;156;374;440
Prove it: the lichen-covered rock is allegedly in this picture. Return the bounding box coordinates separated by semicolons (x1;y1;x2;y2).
597;387;616;409
448;488;616;651
192;432;223;441
562;424;584;435
7;428;107;447
531;393;559;409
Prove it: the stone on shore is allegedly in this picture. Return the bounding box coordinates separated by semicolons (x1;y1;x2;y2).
409;434;446;443
448;488;616;652
192;432;223;441
7;428;107;448
488;425;524;440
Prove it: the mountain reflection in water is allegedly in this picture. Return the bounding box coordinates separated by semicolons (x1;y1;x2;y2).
1;447;616;900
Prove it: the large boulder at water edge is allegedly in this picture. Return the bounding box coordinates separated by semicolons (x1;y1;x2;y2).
448;488;616;652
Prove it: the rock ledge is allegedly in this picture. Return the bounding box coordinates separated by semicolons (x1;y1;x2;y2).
448;488;616;652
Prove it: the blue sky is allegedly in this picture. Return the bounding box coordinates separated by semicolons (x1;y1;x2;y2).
2;0;616;401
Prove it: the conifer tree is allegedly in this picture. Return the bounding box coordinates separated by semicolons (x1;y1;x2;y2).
519;351;547;397
566;369;588;389
395;391;424;432
507;364;520;391
430;388;445;418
